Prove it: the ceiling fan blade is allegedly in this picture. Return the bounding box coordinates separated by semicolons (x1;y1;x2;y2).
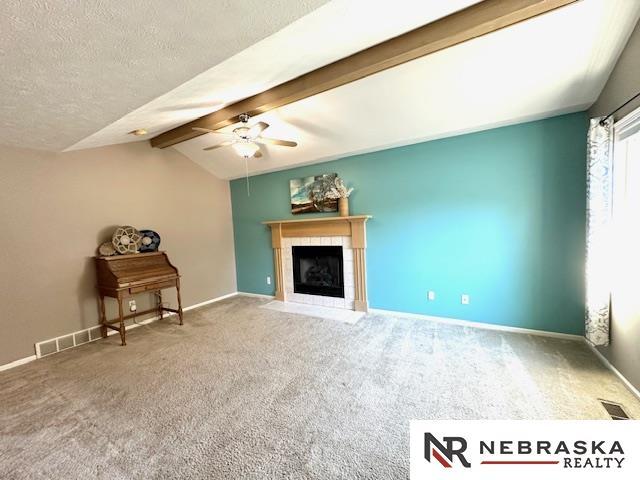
256;137;297;147
193;127;233;136
248;121;269;138
203;141;234;151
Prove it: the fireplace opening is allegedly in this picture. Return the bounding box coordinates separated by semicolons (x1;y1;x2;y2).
292;245;344;298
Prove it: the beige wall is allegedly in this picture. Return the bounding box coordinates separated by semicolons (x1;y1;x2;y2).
0;141;237;365
590;19;640;391
590;20;640;120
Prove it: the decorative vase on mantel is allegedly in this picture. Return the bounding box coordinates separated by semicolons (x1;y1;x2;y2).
328;176;353;217
338;197;350;217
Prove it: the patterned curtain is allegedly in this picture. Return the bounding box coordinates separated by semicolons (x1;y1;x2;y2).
585;117;614;346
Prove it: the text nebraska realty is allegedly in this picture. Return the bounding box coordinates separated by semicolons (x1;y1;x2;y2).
479;438;625;468
427;434;627;469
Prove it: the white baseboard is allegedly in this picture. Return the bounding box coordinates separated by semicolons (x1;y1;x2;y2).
183;292;238;311
583;340;640;402
370;307;640;401
15;292;639;404
98;291;239;338
237;291;275;300
369;308;584;341
98;290;241;338
0;291;239;372
0;354;37;372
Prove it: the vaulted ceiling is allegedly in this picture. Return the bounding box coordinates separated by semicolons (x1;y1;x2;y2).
67;0;481;152
2;0;639;179
0;0;328;151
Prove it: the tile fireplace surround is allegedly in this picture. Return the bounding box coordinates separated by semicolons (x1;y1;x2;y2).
263;216;371;312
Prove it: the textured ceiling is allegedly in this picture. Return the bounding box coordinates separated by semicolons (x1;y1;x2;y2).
174;0;640;179
0;0;328;151
68;0;480;151
2;0;638;177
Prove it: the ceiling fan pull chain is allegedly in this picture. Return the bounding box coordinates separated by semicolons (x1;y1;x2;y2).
245;156;250;197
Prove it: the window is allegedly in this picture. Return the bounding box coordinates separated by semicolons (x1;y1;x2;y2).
611;107;640;309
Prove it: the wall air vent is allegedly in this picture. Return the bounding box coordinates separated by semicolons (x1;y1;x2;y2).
35;327;104;358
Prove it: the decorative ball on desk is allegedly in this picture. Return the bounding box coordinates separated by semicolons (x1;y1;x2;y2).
139;230;161;252
112;226;142;254
98;242;117;256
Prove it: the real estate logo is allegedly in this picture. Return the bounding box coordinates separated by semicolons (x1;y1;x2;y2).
410;420;638;479
424;433;471;468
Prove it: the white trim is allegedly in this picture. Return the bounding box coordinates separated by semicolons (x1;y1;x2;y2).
0;354;37;372
614;103;640;140
101;291;241;338
370;308;640;400
183;292;238;311
8;294;640;402
237;291;275;300
6;290;301;373
583;340;640;402
369;308;584;341
0;291;240;371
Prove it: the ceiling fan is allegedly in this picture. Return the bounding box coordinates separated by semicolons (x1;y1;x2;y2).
192;113;297;158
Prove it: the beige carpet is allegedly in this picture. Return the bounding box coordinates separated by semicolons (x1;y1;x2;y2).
261;300;365;324
1;296;638;479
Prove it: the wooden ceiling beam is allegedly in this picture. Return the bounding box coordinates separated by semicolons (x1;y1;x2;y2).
150;0;578;149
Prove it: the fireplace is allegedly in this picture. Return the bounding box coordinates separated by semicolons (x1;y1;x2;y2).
264;216;370;311
292;246;344;298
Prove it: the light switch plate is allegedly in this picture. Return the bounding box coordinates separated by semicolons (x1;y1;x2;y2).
461;294;470;305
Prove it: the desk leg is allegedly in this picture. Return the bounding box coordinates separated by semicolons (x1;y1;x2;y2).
98;295;107;338
117;297;126;346
157;290;163;321
176;280;184;325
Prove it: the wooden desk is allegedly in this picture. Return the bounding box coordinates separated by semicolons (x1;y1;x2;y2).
95;251;183;345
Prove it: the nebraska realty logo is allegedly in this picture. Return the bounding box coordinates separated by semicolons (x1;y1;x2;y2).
410;421;639;479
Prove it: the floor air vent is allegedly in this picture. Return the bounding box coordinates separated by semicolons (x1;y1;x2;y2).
600;400;630;420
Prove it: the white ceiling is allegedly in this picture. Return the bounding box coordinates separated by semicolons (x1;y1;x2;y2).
0;0;328;151
2;0;638;179
174;0;640;179
69;0;480;151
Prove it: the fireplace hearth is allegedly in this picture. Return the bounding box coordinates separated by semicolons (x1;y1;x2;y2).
292;246;344;298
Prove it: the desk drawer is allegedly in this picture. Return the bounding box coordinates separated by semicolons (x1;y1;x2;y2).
129;280;176;294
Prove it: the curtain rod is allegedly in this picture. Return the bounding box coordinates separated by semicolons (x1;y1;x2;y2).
600;90;640;125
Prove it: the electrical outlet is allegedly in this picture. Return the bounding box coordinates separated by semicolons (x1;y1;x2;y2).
427;290;436;301
266;276;272;285
461;294;470;305
128;300;137;312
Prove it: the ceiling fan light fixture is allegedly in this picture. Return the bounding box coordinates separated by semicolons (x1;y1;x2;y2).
234;126;252;139
232;141;259;158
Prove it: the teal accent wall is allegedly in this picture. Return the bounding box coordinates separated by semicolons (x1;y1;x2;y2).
231;112;588;335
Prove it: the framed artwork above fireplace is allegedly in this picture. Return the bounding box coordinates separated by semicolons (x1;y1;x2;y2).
289;173;338;214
